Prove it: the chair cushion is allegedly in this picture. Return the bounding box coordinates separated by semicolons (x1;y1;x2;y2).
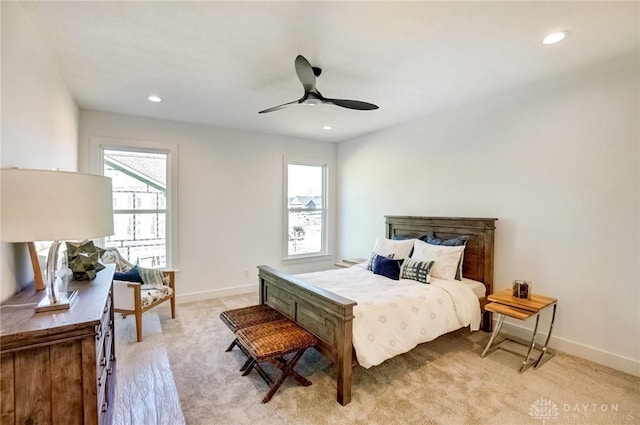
140;285;173;309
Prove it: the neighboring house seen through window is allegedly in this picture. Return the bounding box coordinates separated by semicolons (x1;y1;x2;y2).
103;149;168;267
285;160;328;258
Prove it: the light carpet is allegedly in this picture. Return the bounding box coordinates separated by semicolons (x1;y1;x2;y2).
155;294;640;425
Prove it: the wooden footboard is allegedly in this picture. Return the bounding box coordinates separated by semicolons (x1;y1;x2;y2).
257;215;497;406
257;265;357;406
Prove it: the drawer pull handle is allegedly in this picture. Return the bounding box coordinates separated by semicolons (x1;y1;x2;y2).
101;402;108;413
100;357;107;367
107;367;113;375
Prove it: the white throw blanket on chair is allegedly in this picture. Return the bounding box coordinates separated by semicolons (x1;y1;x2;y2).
101;247;167;288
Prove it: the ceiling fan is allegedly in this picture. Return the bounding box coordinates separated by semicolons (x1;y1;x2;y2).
258;55;379;114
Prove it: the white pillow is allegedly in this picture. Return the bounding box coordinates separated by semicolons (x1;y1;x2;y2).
411;239;465;281
371;237;415;260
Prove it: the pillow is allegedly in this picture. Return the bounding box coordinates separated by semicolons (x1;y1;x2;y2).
400;258;435;284
113;265;144;283
424;235;469;280
423;235;468;246
372;255;403;280
367;251;393;271
411;240;465;281
366;237;415;270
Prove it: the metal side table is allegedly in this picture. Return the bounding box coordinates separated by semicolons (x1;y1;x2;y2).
481;289;557;373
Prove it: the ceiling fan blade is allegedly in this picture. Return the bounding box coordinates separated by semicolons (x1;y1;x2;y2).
325;98;379;110
258;100;299;114
295;55;316;93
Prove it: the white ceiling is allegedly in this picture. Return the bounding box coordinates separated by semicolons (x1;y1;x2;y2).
21;1;639;143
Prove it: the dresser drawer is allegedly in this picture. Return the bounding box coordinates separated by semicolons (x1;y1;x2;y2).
96;289;114;377
97;364;114;425
97;286;115;425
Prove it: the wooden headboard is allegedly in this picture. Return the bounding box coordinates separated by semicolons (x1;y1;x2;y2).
385;216;497;297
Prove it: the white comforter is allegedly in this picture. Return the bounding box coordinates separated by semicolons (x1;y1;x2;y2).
295;263;481;368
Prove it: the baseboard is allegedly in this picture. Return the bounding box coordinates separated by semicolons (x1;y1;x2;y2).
499;321;640;378
175;283;257;304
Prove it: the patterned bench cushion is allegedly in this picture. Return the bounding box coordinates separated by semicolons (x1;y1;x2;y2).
140;284;174;309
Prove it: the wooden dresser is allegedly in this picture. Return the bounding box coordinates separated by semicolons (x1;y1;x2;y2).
0;264;116;425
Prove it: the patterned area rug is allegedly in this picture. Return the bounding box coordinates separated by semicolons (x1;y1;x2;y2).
160;295;640;425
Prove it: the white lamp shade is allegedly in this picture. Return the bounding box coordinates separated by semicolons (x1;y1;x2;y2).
1;169;114;242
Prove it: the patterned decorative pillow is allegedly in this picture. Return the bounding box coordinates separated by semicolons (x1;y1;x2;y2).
423;235;469;280
367;251;394;271
411;239;465;281
372;255;403;280
400;258;435;284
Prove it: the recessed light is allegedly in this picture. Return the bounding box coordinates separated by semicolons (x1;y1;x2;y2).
148;95;163;103
543;31;568;45
323;125;333;131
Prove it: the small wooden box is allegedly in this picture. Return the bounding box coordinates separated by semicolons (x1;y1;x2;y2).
512;280;532;299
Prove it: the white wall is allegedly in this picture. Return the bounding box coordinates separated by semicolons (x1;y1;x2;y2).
0;3;79;301
337;51;639;376
78;111;337;301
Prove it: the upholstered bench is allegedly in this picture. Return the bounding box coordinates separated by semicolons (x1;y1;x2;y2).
236;319;318;403
219;304;286;370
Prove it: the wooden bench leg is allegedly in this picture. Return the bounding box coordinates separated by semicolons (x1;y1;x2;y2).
273;357;311;386
239;357;252;372
261;349;307;404
225;338;239;352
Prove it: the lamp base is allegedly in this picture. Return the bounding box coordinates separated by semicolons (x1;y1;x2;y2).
35;290;78;313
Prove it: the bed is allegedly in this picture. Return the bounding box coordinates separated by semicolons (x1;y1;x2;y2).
257;216;497;406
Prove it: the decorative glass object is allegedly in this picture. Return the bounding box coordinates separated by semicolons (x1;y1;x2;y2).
512;280;532;299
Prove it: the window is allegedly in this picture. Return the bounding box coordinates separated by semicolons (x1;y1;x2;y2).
91;138;177;269
285;159;328;258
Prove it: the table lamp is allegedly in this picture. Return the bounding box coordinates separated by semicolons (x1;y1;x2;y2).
1;168;114;311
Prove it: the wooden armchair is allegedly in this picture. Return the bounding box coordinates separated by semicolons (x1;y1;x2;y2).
113;270;176;342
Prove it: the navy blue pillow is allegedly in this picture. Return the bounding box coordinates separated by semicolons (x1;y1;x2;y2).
372;255;403;280
423;235;469;246
113;265;143;283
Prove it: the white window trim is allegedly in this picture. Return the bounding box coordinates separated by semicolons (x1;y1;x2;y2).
283;156;333;261
89;137;178;269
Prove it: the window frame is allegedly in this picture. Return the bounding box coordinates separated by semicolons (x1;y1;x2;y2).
283;156;331;261
90;137;178;269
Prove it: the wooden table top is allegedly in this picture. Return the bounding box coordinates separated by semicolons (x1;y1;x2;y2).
488;289;557;313
0;264;115;352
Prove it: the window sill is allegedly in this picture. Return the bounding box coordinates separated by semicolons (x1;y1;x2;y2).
281;253;333;265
